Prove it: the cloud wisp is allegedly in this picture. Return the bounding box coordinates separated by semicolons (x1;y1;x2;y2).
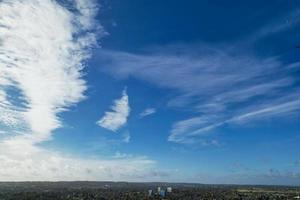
97;45;300;143
122;131;131;143
97;88;130;132
169;99;300;143
97;8;300;144
140;108;156;118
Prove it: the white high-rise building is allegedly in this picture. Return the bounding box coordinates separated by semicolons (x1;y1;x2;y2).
157;187;161;193
167;187;172;193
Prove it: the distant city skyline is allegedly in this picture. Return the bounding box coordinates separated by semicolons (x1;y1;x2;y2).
0;0;300;185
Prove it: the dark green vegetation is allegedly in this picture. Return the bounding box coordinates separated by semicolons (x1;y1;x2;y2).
0;182;299;200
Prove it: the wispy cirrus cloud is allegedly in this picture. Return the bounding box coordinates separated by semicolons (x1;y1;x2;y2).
140;108;156;118
168;117;218;143
249;7;300;41
97;88;130;132
97;8;300;144
122;131;131;143
97;45;300;143
169;98;300;143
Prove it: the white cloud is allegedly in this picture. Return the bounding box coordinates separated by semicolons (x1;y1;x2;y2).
0;0;160;181
231;99;300;123
0;0;101;141
140;108;156;118
99;46;300;143
97;10;300;144
0;137;156;181
169;99;300;143
168;116;217;143
97;89;130;132
249;8;300;41
122;131;131;143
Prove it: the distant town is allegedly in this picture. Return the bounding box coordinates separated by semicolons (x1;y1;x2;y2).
0;182;300;200
147;186;172;198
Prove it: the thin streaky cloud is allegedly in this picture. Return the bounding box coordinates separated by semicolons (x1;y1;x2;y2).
96;7;300;145
140;108;156;118
97;6;300;114
98;45;300;144
231;99;300;123
169;99;300;143
122;131;131;143
252;8;300;40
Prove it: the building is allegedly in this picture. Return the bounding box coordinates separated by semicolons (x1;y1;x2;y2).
167;187;172;193
160;189;166;197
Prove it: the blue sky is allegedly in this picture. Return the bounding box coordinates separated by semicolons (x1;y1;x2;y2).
0;0;300;185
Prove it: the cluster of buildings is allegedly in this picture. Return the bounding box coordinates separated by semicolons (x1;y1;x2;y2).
148;186;172;198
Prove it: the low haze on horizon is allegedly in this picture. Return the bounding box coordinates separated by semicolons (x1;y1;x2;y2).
0;0;300;186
